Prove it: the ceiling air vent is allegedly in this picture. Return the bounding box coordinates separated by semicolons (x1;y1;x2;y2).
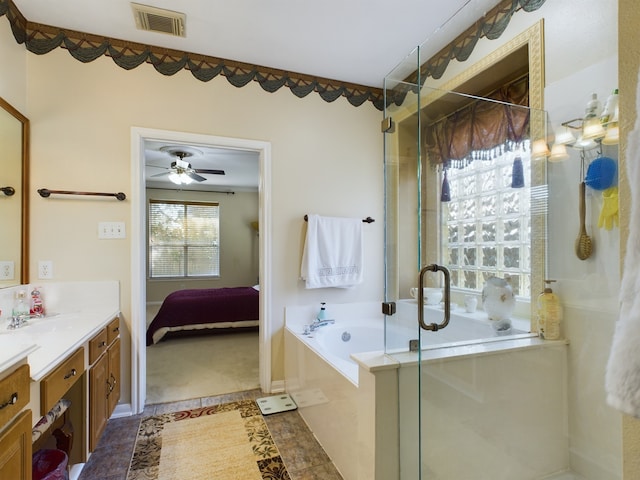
131;3;186;37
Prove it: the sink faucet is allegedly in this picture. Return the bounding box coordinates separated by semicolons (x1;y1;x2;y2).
7;314;29;330
6;313;43;330
303;318;335;334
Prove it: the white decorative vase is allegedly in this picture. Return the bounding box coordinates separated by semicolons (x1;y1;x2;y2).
482;276;515;334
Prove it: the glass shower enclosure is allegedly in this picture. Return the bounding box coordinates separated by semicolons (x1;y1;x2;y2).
380;16;574;479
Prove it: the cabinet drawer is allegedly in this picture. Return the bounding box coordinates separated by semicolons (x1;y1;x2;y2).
41;348;85;414
0;364;30;428
89;328;108;364
107;317;120;345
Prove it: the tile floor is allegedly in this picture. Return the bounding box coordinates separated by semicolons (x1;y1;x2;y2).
77;388;343;480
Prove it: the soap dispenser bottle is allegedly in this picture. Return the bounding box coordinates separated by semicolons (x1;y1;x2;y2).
12;290;29;316
537;280;562;340
317;303;327;322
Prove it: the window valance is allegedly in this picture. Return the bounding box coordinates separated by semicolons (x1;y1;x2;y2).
423;76;530;168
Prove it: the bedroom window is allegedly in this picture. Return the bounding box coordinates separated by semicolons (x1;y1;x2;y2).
148;200;220;278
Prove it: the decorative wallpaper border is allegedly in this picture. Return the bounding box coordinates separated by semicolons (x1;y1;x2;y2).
0;0;544;111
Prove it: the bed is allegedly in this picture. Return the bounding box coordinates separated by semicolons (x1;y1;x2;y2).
146;286;260;345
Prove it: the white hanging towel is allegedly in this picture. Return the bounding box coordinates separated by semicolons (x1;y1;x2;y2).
300;214;364;289
605;66;640;417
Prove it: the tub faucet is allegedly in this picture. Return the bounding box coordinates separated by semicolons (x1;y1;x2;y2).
304;318;335;334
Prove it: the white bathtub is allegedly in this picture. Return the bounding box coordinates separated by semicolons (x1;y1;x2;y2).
285;301;568;480
291;305;531;384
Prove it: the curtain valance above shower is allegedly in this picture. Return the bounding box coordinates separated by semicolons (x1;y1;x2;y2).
423;76;530;169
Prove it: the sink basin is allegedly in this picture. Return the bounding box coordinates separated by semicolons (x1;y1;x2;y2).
0;313;69;336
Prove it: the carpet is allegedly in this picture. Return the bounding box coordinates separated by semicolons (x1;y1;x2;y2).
145;331;260;405
126;400;291;480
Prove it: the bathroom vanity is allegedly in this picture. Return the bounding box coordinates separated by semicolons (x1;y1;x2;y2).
0;281;120;478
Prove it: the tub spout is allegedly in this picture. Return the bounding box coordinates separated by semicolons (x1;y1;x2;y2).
308;319;335;332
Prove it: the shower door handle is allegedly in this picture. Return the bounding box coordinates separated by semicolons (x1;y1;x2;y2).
418;264;451;331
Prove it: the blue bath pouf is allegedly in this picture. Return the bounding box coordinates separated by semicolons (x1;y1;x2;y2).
585;156;617;191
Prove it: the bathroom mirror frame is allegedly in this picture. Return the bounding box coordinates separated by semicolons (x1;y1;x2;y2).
0;96;29;286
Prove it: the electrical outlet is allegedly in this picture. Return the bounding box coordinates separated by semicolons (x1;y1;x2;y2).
98;222;126;239
38;261;53;279
0;261;14;280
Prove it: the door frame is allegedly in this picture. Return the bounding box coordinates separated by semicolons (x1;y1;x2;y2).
130;127;272;414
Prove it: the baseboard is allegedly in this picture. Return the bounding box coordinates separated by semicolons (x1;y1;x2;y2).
111;403;134;418
270;380;286;393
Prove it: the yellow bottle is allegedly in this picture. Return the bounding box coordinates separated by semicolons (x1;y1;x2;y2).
537;280;562;340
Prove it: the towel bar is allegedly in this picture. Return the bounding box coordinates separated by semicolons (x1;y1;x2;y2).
38;189;127;201
304;215;374;223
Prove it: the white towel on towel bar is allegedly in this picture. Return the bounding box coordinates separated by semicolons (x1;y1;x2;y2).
300;214;364;289
605;66;640;417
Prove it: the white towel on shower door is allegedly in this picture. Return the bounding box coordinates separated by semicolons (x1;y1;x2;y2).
605;66;640;417
300;214;363;289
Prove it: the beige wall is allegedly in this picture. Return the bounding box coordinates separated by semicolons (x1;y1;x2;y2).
618;1;640;478
0;19;385;405
145;189;259;302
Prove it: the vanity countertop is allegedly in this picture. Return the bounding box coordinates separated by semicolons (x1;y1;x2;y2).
0;281;120;379
0;307;120;381
0;340;38;374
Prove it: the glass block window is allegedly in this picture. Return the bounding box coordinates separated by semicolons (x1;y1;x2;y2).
148;200;220;279
441;149;531;299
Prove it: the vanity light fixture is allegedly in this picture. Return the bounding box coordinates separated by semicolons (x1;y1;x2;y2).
548;143;569;162
531;138;551;160
549;91;620;160
582;116;606;141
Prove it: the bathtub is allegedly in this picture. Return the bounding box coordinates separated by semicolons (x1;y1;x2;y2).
290;303;531;384
284;301;568;480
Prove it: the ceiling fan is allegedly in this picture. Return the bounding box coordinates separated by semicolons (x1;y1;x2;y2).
150;148;225;184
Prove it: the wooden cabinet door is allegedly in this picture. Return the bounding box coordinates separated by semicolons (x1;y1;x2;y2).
0;410;32;480
107;338;121;416
89;353;108;452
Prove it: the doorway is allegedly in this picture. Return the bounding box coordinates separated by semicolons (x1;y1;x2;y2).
130;127;272;414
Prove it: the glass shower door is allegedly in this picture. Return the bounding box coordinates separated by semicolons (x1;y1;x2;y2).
382;30;555;478
382;44;425;480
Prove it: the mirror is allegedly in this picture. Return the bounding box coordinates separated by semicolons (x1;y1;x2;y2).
0;96;29;287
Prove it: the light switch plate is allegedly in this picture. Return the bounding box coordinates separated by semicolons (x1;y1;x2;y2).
98;222;126;239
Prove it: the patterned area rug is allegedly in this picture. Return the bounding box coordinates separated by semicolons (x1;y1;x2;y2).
126;400;291;480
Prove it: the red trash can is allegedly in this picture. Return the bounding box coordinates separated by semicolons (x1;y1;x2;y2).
32;449;69;480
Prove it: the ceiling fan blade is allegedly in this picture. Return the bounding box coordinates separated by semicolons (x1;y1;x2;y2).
151;171;170;178
194;168;225;175
187;171;207;182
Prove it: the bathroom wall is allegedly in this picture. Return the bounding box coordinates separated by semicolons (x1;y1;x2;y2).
0;19;26;113
145;189;260;302
0;16;384;406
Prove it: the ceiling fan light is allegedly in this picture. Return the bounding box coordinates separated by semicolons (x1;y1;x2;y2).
180;173;194;184
168;171;181;184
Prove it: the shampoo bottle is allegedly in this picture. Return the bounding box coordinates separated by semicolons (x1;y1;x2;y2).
537;280;562;340
601;88;619;124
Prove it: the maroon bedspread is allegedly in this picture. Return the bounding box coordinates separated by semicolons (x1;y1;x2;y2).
146;287;259;345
